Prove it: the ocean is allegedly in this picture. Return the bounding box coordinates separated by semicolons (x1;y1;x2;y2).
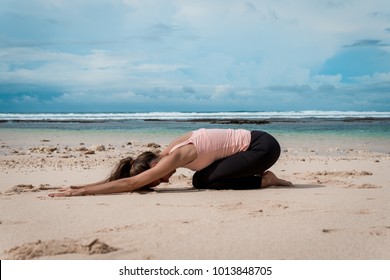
0;111;389;153
1;111;389;135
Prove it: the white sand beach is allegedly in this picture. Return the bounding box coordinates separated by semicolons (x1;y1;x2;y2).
0;129;389;260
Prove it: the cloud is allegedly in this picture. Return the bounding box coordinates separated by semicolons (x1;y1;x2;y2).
369;11;390;20
351;72;390;85
11;94;40;104
1;0;390;112
319;37;390;80
0;48;120;87
311;74;342;86
182;86;196;94
244;2;257;13
212;84;235;100
0;47;192;95
345;39;389;48
54;91;137;104
141;23;180;42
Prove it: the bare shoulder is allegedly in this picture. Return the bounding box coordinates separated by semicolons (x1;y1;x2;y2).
169;131;192;147
170;142;198;163
161;131;193;156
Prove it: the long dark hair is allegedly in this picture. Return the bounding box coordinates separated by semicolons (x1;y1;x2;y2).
106;151;159;182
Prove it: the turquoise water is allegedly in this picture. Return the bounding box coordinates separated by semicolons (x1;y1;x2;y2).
1;111;389;154
1;111;389;141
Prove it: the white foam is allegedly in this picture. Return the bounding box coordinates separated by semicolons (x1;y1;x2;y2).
1;111;389;121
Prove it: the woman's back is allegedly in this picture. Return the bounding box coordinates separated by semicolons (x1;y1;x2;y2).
169;128;251;171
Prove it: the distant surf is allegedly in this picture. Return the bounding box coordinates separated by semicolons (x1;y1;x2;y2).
1;111;390;122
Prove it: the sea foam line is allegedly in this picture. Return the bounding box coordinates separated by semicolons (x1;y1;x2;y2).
1;111;390;121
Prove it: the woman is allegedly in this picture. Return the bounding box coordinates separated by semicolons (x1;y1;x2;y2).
49;128;292;197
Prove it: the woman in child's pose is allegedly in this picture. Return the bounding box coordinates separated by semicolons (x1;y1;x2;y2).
49;128;292;197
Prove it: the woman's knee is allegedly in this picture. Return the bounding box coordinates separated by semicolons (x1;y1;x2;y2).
261;133;281;166
192;172;205;189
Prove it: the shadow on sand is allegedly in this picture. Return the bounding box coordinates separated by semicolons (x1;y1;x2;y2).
270;184;326;189
150;184;325;194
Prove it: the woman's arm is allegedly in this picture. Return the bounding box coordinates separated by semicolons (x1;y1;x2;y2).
49;144;197;197
67;179;109;189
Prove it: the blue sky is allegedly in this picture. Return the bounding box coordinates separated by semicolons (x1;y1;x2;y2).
0;0;389;112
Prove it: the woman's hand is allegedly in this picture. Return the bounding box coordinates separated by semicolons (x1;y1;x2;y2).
48;186;85;197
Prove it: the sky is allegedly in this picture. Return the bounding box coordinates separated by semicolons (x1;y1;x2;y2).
0;0;390;112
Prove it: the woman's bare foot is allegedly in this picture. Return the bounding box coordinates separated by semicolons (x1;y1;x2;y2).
261;171;292;188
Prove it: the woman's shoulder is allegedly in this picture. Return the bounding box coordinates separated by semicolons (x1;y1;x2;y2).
160;131;193;156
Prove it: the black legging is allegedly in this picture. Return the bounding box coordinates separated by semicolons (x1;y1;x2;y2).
192;131;281;190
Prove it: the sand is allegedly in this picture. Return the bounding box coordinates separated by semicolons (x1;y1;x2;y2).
0;129;389;260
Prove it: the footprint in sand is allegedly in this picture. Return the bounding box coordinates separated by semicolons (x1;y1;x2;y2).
344;183;382;189
322;228;338;233
294;170;373;186
4;184;58;195
322;226;390;236
248;209;264;217
269;203;289;209
313;170;373;177
218;202;244;211
6;238;117;260
365;226;390;237
356;209;372;215
294;170;373;179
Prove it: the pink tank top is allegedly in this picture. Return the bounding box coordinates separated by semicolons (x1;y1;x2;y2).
169;128;251;171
